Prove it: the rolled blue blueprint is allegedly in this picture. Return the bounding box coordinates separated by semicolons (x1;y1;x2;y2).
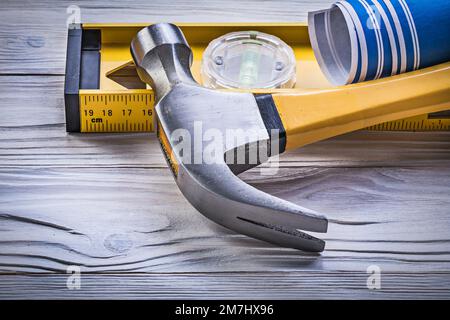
308;0;450;85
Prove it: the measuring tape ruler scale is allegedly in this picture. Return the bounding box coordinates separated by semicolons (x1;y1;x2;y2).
64;24;155;133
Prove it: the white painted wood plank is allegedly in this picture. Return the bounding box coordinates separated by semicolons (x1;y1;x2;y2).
0;0;334;74
1;166;449;273
1;273;449;299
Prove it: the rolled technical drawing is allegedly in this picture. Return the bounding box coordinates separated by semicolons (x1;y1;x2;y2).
309;0;450;85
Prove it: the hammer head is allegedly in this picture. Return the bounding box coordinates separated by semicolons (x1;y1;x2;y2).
131;23;328;252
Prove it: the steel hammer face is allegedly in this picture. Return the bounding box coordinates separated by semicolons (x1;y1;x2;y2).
131;23;328;252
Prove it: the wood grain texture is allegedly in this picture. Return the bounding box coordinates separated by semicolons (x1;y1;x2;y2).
1;0;450;299
2;165;450;274
0;0;334;74
1;273;450;299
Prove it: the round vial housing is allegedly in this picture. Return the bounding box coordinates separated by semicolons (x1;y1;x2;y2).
201;31;296;89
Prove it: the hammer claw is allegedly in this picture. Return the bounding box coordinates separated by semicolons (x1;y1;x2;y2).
179;163;328;252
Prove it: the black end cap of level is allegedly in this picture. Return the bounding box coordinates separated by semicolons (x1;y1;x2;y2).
64;27;82;132
64;27;101;132
254;94;286;155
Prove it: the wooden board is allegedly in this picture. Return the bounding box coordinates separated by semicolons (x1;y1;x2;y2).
2;273;449;300
0;0;334;74
0;0;449;299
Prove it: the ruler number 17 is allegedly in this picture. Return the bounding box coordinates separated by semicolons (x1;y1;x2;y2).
122;109;132;116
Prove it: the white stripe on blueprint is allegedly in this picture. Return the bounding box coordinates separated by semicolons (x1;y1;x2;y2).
338;1;369;82
398;0;420;70
372;0;399;76
383;0;407;73
359;0;384;79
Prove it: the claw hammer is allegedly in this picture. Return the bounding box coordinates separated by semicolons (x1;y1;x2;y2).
131;23;450;252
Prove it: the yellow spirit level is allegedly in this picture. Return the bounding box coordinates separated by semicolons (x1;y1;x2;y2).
64;23;450;133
